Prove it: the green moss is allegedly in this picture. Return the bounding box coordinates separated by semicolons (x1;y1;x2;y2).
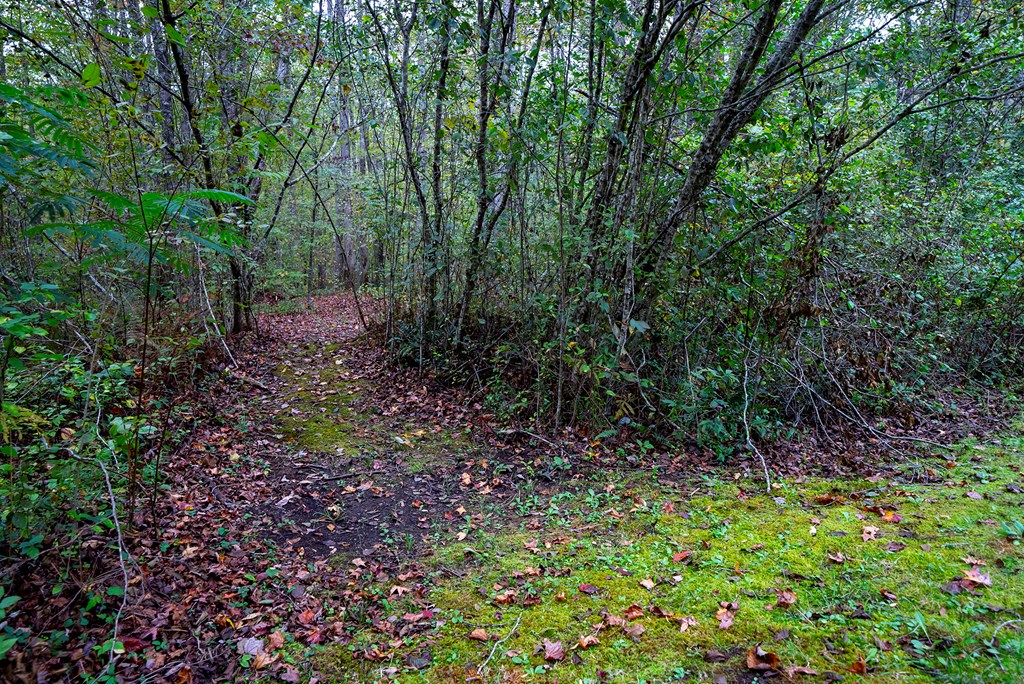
315;440;1024;683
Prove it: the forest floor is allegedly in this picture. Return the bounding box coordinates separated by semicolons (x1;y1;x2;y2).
9;296;1024;684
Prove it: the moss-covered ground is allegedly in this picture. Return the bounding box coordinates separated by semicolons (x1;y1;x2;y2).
257;336;1023;683
313;436;1024;683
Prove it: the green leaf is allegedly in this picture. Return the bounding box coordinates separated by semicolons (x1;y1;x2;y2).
140;5;159;19
80;63;102;89
106;585;125;597
165;25;186;47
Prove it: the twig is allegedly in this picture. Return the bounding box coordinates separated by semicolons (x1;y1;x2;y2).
226;369;270;391
479;612;522;673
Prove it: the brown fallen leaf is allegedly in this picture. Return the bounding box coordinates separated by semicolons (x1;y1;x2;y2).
577;634;599;650
962;556;985;566
468;628;489;642
861;525;879;541
828;551;846;564
678;615;699;632
543;639;565;662
267;631;285;651
965;491;983;500
848;654;867;674
746;644;781;671
623;623;645;638
672;550;692;563
784;665;819;678
578;583;600;595
623;603;643;620
716;601;738;629
639;578;656;590
884;541;906;553
775;588;797;610
962;566;992;587
603;614;625;628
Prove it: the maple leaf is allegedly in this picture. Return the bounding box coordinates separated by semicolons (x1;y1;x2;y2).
543;639;565;661
746;644;781;671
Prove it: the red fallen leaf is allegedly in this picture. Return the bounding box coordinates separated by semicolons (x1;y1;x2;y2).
543;639;565;662
880;588;898;601
884;542;907;552
121;636;144;653
578;583;600;595
784;665;819;678
962;566;992;587
848;654;868;674
746;644;781;671
468;628;489;641
716;601;738;629
623;623;645;638
672;550;692;563
775;589;797;610
623;604;643;620
577;634;600;649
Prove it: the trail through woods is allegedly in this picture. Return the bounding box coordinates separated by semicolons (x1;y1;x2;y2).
6;297;1024;683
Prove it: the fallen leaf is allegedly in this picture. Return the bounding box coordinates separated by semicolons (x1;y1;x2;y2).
577;634;599;649
716;601;738;629
880;588;898;601
848;654;867;674
623;623;645;638
861;525;879;541
962;566;992;587
672;550;692;563
775;588;797;610
543;639;565;662
884;541;906;552
678;615;699;632
639;578;656;590
623;603;643;620
578;583;600;595
784;665;819;678
468;628;489;642
746;644;781;671
965;491;983;500
828;551;846;564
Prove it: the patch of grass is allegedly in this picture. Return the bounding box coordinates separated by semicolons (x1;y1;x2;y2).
316;440;1024;683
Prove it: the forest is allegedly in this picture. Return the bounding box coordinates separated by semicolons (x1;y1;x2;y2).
1;0;1023;681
